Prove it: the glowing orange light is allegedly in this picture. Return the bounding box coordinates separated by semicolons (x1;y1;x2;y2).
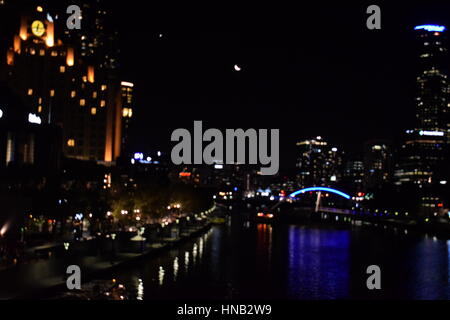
257;213;264;217
13;35;21;53
66;47;74;66
179;172;191;177
19;17;27;41
6;49;14;65
87;66;95;83
45;22;54;47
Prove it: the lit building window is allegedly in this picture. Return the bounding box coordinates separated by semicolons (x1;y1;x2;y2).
71;91;76;98
6;49;14;65
100;100;106;107
38;106;42;113
50;89;55;97
45;22;54;47
82;76;87;82
51;51;58;57
30;48;36;55
14;35;21;53
66;47;74;66
92;91;97;98
91;107;97;115
101;85;107;91
38;97;42;104
39;49;45;56
60;66;66;73
27;88;33;95
67;139;75;147
123;108;133;118
87;66;95;83
80;99;85;106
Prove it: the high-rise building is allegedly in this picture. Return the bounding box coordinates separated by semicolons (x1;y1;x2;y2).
118;81;134;157
363;140;393;190
395;25;449;186
0;84;61;171
296;136;343;188
343;159;364;193
4;3;125;163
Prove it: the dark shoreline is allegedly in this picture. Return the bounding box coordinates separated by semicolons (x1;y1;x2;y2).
13;222;213;300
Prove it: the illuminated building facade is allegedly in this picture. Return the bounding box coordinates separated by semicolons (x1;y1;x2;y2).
118;81;134;158
296;136;343;188
395;25;449;186
363;140;393;189
343;159;364;193
4;4;124;163
0;85;61;171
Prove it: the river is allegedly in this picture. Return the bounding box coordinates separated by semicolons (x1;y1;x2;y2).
110;214;450;300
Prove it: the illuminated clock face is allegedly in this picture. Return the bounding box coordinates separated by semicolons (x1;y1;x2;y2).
31;20;46;37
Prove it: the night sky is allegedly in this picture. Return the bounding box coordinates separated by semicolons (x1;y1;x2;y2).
111;1;450;169
6;1;450;170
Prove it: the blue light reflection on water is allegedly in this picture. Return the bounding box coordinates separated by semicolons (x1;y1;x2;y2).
288;226;350;299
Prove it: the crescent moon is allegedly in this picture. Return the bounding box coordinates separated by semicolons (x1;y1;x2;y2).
234;64;241;71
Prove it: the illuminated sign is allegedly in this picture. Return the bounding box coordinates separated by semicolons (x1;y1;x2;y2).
121;81;134;87
414;25;446;32
289;187;351;200
419;130;444;136
179;172;191;177
28;113;42;124
134;152;144;160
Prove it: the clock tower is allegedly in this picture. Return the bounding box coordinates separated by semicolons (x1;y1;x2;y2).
31;20;46;37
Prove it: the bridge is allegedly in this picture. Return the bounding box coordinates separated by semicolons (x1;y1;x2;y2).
269;186;354;214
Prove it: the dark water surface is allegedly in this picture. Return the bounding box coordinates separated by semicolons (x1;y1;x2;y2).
113;216;450;300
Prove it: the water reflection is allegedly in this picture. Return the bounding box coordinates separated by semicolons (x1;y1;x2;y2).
158;266;165;286
448;240;450;299
287;226;350;299
256;224;272;273
137;278;144;300
184;251;189;273
114;218;450;300
193;244;198;264
199;238;204;260
173;257;179;281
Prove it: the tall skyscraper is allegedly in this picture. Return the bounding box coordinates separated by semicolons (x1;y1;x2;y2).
343;159;364;193
395;25;449;186
4;3;125;163
296;136;343;188
363;140;393;190
119;81;134;157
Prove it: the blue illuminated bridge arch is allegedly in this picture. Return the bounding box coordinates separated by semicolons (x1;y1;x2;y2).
289;187;351;200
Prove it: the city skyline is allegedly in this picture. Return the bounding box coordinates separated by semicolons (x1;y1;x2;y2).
111;2;450;168
4;1;450;169
1;1;450;303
